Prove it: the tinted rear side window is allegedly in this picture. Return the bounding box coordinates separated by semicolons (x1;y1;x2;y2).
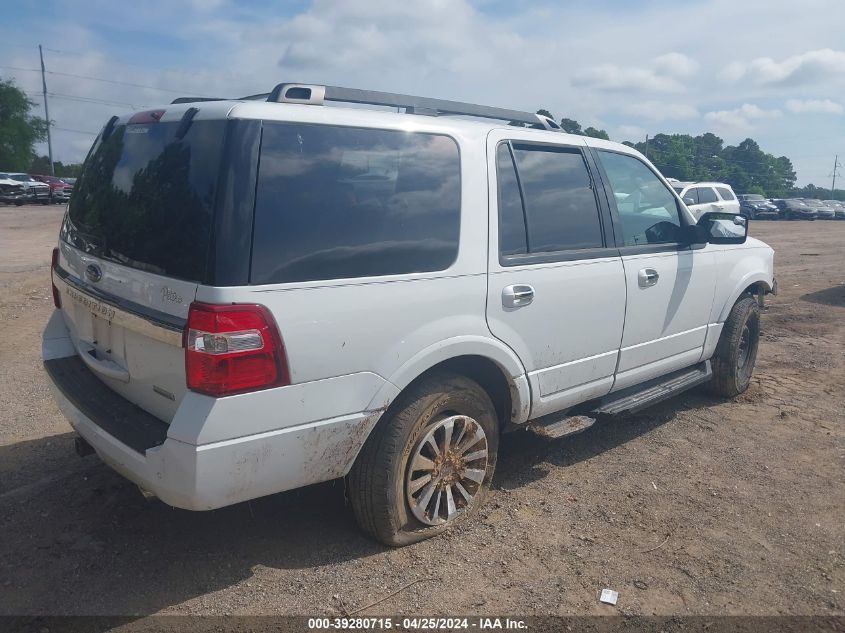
251;123;461;284
63;120;226;281
510;144;603;252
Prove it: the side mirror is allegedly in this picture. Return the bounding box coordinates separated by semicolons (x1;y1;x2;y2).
697;212;748;245
683;196;696;206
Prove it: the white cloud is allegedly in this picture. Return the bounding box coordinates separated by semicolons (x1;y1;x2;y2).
653;52;698;77
785;98;843;114
623;101;699;121
572;52;699;94
721;49;845;86
617;124;647;140
703;103;781;131
4;0;845;185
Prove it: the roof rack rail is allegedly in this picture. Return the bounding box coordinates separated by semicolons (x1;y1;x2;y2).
170;97;228;104
266;83;561;131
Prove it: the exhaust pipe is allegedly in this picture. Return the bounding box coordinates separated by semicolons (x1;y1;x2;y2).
74;435;95;457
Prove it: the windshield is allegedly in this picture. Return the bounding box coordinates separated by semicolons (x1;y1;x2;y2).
744;195;764;201
10;175;33;182
64;118;227;282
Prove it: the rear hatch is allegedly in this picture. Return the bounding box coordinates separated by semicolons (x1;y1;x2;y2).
54;107;230;423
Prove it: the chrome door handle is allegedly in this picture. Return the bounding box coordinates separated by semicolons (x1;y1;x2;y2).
638;268;659;288
502;284;534;308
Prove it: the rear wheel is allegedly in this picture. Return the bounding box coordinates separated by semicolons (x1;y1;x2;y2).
348;373;498;546
709;296;760;397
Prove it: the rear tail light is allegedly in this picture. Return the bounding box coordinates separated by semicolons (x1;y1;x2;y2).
51;247;61;309
184;302;290;397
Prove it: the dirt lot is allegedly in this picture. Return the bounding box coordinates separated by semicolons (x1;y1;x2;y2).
0;204;843;618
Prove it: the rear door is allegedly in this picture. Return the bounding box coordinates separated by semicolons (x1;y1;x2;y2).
54;110;231;422
485;131;626;418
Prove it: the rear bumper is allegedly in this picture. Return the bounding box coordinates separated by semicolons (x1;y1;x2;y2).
42;311;382;510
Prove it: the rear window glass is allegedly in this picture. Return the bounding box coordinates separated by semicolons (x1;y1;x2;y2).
716;187;735;201
64;119;226;282
251;122;461;284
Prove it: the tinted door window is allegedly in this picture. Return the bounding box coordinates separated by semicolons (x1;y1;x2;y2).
510;144;603;252
716;187;735;201
698;187;718;203
682;188;699;205
496;144;527;256
251;123;461;284
597;150;683;246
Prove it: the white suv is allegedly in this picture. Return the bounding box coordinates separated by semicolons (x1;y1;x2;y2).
43;84;775;545
672;181;741;221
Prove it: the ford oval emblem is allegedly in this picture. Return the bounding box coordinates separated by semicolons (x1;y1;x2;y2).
85;263;103;283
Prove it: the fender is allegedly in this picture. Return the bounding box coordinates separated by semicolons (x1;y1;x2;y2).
717;271;772;322
365;334;532;424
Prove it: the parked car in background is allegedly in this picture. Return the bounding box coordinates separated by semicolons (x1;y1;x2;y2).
0;174;27;205
772;198;817;220
2;173;51;204
31;174;73;203
802;199;836;219
672;181;740;220
822;200;845;219
736;194;779;220
61;177;77;186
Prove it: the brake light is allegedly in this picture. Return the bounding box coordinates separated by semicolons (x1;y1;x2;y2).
128;109;165;125
184;302;290;397
51;247;61;309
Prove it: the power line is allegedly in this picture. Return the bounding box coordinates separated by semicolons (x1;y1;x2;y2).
28;90;149;109
41;46;191;75
53;126;99;135
0;64;206;96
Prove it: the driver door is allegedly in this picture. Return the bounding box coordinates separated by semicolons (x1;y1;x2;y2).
591;148;716;391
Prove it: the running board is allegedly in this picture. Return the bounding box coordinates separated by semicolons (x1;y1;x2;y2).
591;361;712;416
527;414;596;440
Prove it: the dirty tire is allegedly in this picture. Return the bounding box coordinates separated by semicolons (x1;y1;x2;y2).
347;373;498;547
709;295;760;398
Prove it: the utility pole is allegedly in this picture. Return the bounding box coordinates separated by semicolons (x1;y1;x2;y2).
644;134;649;159
38;44;54;176
831;154;841;195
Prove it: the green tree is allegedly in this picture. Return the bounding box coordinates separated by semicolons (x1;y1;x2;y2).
30;155;82;177
0;78;47;171
583;126;609;140
559;117;583;135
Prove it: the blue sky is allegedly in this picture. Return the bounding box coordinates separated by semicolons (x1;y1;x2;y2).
2;0;844;186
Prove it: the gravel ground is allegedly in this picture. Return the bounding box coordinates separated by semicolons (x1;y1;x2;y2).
0;204;842;618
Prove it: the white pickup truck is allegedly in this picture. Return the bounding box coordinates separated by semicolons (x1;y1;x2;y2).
43;84;775;546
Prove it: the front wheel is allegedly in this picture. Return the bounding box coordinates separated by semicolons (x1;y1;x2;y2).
709;296;760;397
348;373;498;546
